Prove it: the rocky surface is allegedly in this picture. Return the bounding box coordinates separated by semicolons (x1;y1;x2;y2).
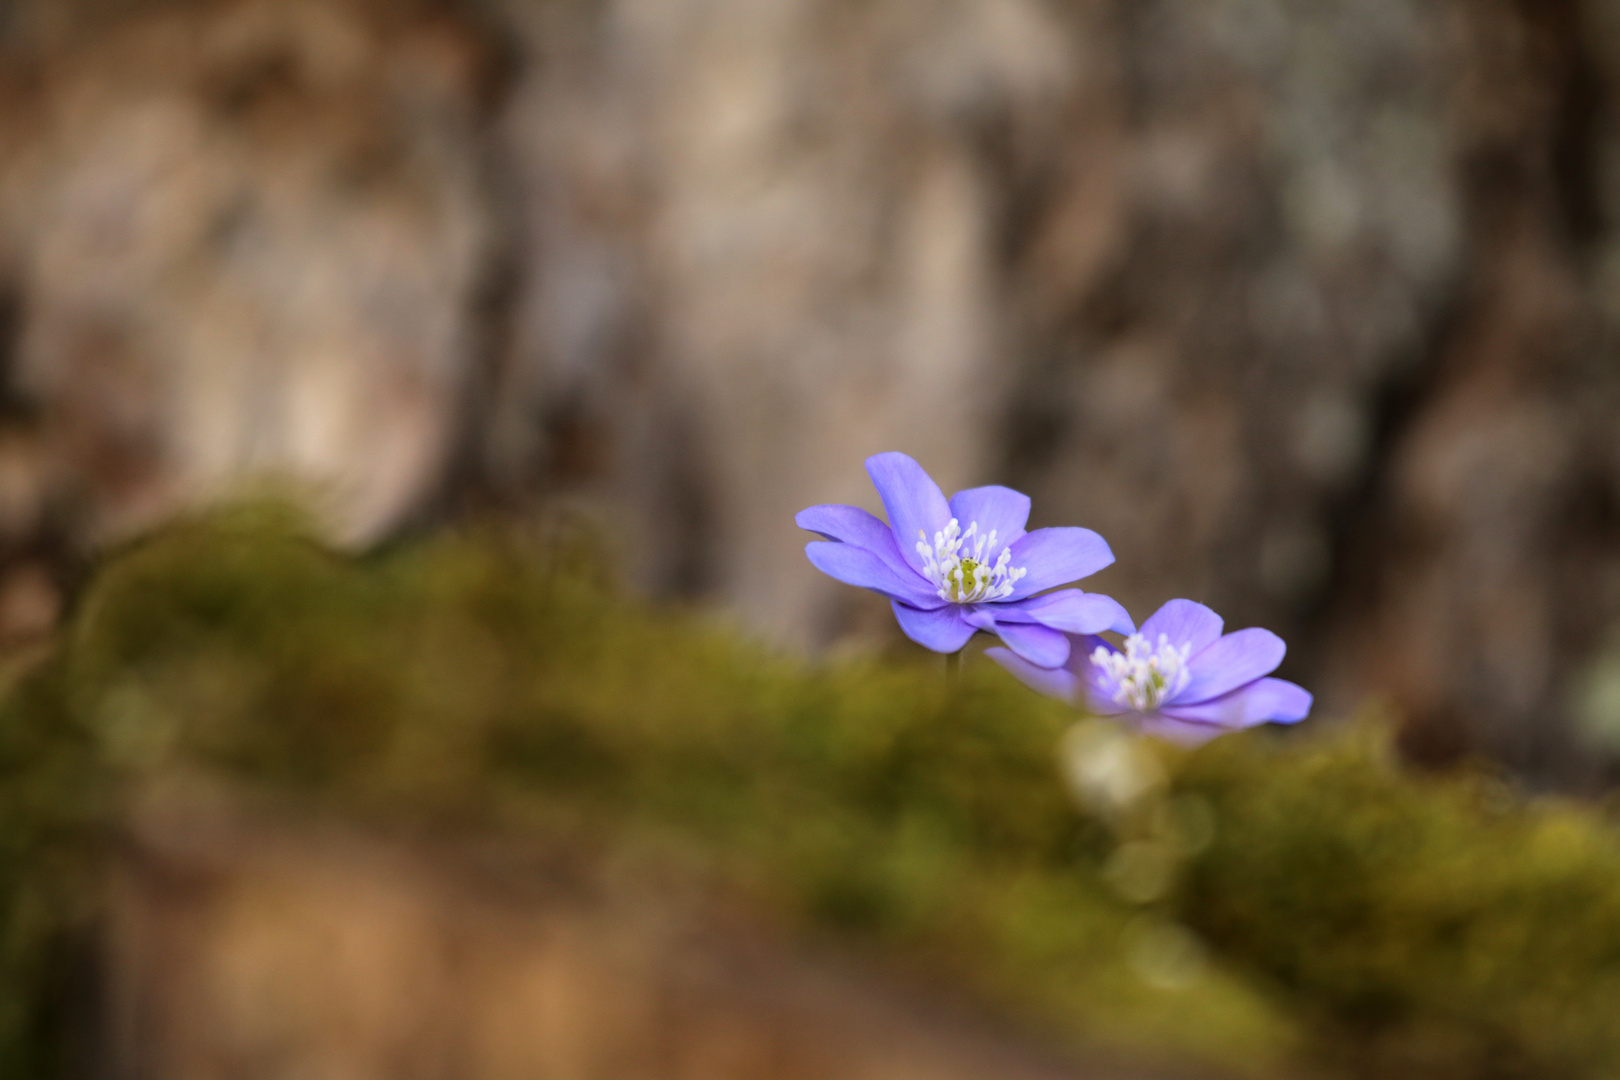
106;788;1201;1080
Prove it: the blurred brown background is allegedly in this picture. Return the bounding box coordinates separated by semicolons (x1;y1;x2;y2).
0;0;1617;780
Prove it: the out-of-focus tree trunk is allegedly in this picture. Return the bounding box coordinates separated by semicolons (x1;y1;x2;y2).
995;0;1620;778
1;0;1620;777
0;0;495;551
1345;0;1617;775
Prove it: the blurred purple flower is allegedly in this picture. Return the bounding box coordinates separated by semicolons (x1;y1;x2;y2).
797;452;1132;666
987;598;1311;744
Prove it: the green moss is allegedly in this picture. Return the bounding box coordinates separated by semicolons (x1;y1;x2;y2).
3;508;1620;1077
1179;729;1620;1079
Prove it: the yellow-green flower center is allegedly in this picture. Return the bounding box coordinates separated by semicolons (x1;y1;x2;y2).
915;519;1027;604
1091;634;1194;711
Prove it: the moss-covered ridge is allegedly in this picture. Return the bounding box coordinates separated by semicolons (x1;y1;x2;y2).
3;509;1620;1078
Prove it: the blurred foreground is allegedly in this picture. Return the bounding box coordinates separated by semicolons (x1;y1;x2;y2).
4;511;1620;1078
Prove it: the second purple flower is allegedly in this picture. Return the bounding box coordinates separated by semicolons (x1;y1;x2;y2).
797;452;1133;666
987;598;1312;744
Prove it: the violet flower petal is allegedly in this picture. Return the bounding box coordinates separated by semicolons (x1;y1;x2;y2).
985;646;1081;702
1075;635;1131;715
997;590;1135;636
959;607;998;633
1004;527;1114;599
1161;677;1312;727
991;620;1071;668
959;607;1069;666
1139;599;1224;654
946;486;1030;549
1136;715;1228;747
805;542;945;609
795;504;916;580
1177;628;1287;704
890;600;976;653
866;452;952;577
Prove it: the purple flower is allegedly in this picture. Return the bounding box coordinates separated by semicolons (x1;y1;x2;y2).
796;452;1133;666
986;598;1311;744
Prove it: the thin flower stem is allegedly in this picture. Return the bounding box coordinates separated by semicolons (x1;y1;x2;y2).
945;649;962;682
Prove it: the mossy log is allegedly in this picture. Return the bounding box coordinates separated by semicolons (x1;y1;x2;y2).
1;511;1619;1078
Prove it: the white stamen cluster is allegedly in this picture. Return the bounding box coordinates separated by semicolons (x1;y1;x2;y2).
916;518;1027;603
1091;633;1193;712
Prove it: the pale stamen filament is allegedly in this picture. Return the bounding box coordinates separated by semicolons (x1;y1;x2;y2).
914;518;1028;603
1091;633;1193;712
